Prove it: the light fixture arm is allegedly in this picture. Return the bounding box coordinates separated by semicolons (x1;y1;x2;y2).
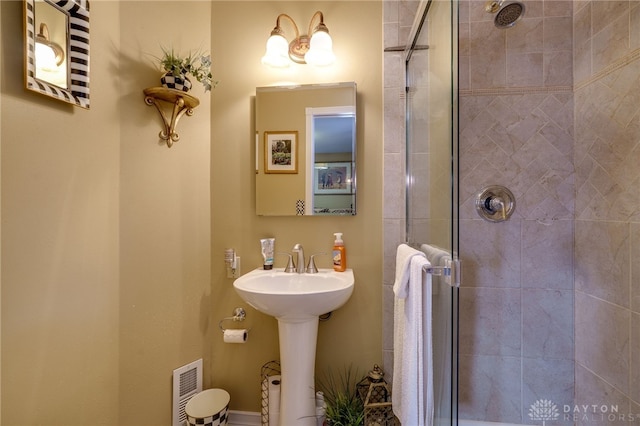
272;13;300;40
308;11;328;36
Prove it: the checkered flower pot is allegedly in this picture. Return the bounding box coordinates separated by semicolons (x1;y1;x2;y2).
160;72;193;92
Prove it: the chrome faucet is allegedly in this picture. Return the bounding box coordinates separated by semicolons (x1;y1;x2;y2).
292;243;305;274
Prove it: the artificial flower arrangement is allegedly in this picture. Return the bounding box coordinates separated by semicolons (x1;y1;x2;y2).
157;47;217;92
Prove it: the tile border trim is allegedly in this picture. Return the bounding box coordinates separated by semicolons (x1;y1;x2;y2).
460;48;640;97
574;47;640;92
460;85;572;97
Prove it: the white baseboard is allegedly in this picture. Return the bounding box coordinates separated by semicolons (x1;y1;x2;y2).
227;410;261;426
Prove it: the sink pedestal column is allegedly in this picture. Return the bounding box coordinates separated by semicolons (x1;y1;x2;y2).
277;317;319;426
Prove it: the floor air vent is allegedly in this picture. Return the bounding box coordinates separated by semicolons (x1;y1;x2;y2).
172;359;203;426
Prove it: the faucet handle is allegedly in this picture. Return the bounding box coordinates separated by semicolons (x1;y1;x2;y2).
306;253;327;274
277;252;296;273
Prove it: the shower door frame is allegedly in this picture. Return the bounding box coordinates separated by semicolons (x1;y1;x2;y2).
404;0;459;424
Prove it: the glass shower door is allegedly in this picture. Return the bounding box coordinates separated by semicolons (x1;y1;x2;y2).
405;0;459;424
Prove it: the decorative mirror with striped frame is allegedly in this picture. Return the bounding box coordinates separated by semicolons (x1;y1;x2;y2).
24;0;90;109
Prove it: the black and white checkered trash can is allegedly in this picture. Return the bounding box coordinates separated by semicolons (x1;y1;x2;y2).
185;388;230;426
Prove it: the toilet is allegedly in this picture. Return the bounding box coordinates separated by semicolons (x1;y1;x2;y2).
185;388;230;426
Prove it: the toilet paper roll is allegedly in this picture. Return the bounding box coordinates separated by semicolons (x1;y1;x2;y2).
223;329;248;343
268;375;281;426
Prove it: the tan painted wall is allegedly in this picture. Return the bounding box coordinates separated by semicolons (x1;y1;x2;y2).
210;1;383;412
1;0;381;423
118;2;213;424
2;1;213;425
1;1;122;424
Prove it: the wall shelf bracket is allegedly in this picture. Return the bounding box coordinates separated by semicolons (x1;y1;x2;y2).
143;87;200;148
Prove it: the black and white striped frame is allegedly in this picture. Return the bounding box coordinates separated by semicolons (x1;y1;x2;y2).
24;0;90;109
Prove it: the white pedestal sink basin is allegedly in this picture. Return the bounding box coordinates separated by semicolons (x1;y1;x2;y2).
233;268;354;426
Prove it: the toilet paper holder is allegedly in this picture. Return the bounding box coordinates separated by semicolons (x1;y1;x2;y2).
218;307;251;333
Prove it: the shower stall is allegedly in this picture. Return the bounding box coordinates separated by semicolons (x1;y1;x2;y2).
390;0;639;424
403;0;459;424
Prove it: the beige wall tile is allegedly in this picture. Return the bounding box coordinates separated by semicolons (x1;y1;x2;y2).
544;0;573;16
522;358;574;425
631;313;640;403
507;52;544;86
575;364;634;426
632;3;640;49
632;224;640;313
592;13;631;74
522;219;573;289
458;355;522;423
591;0;629;36
576;292;631;394
522;289;574;359
507;18;544;53
544;16;573;51
544;50;573;85
575;221;631;307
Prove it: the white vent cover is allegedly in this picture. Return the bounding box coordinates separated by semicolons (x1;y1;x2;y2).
173;359;203;426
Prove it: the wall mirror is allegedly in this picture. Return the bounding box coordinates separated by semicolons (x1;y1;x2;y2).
24;0;90;109
255;82;356;216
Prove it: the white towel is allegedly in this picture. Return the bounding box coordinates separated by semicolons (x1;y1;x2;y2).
420;243;449;268
393;243;425;297
393;244;425;417
392;244;434;425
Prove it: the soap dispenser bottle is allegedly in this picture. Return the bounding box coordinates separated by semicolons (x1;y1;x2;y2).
332;232;347;272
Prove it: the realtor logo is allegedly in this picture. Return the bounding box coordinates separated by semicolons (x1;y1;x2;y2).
529;399;560;425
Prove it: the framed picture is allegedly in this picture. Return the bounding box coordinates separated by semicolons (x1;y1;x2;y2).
314;162;352;194
265;131;298;174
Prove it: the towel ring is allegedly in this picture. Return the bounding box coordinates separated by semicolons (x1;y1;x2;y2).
218;307;251;333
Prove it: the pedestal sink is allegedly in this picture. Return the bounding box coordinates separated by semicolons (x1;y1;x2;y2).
233;267;354;426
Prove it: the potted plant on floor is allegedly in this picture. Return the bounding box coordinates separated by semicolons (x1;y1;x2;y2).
318;366;365;426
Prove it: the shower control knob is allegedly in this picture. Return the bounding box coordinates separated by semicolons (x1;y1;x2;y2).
475;185;516;222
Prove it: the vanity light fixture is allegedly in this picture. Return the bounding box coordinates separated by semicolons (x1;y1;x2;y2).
261;11;335;68
35;23;64;70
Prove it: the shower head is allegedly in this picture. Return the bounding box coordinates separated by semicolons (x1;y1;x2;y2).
494;2;525;28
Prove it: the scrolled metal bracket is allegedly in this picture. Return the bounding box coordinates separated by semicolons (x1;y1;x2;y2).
143;87;200;148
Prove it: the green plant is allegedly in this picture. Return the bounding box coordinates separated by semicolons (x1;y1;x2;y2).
158;47;217;92
317;366;365;426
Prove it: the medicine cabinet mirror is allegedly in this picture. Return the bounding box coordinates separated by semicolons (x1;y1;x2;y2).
255;82;356;216
24;0;90;109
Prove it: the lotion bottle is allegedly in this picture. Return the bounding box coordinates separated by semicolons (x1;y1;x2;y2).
332;232;347;272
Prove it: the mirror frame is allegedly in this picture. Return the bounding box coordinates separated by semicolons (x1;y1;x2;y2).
24;0;90;109
255;82;357;216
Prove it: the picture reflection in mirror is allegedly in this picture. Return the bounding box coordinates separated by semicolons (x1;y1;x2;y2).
255;82;356;216
311;114;355;214
34;0;68;89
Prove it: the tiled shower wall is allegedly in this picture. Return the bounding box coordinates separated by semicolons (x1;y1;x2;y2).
382;0;420;378
383;0;640;424
573;0;640;422
458;0;575;423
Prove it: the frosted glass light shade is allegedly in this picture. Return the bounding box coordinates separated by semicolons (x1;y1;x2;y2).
261;34;290;68
304;30;335;67
35;42;59;71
